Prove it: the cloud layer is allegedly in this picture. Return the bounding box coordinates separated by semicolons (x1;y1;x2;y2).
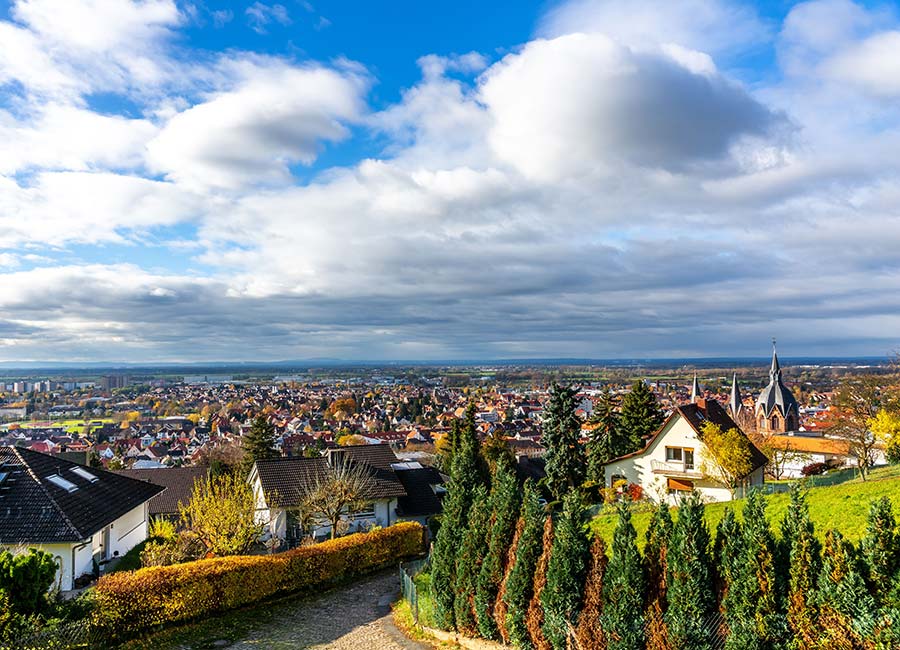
1;0;900;362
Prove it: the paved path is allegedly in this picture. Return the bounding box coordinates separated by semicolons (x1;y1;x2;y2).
219;569;431;650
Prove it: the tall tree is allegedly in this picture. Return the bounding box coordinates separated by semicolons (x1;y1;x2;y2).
454;485;492;634
620;380;664;453
481;428;515;475
781;486;821;649
574;535;608;650
586;388;626;485
240;414;279;472
645;500;674;650
830;375;896;480
180;472;264;556
542;382;586;500
666;492;716;650
714;506;743;612
504;481;547;650
476;456;522;639
816;529;877;648
861;497;899;606
699;421;754;498
601;500;646;650
431;404;487;629
299;459;377;539
526;516;555;650
723;491;786;650
541;489;591;650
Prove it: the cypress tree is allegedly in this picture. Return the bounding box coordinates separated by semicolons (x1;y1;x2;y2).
723;491;786;650
542;489;591;650
454;485;492;634
816;529;877;648
781;486;821;649
666;492;715;650
575;535;608;650
526;516;555;650
431;407;486;629
714;506;742;608
240;415;279;472
542;382;586;500
493;515;523;643
620;380;664;453
586;388;623;486
475;456;522;639
644;500;674;650
601;500;646;650
504;481;546;650
861;496;899;606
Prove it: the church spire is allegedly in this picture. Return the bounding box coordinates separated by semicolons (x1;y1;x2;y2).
770;338;781;378
691;374;701;402
729;373;742;416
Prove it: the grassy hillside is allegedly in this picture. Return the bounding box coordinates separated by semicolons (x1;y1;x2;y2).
591;464;900;547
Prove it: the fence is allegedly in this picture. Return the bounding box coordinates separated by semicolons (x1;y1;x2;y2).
0;619;108;650
398;557;427;626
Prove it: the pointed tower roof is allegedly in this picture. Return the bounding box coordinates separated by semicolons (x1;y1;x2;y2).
690;374;701;402
770;342;781;379
756;341;799;420
729;373;742;416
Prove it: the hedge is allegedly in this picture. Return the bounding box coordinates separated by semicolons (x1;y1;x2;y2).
93;522;425;636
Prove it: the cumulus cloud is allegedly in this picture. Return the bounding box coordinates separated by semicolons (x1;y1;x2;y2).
146;61;369;188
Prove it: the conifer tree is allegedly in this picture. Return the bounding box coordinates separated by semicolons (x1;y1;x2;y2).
526;516;555;650
723;491;786;650
575;535;608;650
493;516;523;643
586;388;623;485
431;406;487;629
504;481;546;650
644;499;674;650
542;382;586;500
861;496;899;606
475;456;522;639
240;414;279;472
816;529;877;647
666;492;715;650
454;485;492;634
714;506;742;607
542;489;591;650
601;500;646;650
620;380;664;453
781;486;821;649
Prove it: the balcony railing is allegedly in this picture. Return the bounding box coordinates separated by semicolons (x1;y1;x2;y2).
651;460;702;477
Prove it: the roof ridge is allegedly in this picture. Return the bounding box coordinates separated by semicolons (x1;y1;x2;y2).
13;448;85;540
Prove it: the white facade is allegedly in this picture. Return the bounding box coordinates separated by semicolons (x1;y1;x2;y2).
602;410;765;505
3;502;150;591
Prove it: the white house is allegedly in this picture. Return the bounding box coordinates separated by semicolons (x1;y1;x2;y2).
601;398;767;504
0;447;163;591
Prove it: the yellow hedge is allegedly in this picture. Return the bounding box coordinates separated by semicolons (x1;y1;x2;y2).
93;522;425;635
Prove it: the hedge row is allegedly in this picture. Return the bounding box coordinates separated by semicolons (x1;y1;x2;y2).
93;522;425;636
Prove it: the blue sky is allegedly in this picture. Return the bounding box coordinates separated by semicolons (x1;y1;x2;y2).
1;0;900;362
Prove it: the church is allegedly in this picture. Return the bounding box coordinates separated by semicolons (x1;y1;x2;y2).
727;345;800;434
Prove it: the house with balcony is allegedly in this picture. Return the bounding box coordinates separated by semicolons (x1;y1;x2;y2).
601;398;767;504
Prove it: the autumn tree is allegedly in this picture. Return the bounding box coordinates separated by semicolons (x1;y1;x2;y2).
240;415;279;473
699;421;754;497
180;472;263;556
481;428;515;474
574;535;608;650
541;489;591;650
861;497;899;606
602;500;646;650
830;375;896;480
781;486;821;648
299;459;377;539
815;530;877;647
620;380;664;452
869;409;900;465
542;383;586;500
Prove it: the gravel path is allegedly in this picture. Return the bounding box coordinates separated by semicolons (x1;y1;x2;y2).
219;569;431;650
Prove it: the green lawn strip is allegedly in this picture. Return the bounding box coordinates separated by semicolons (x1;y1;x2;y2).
591;466;900;548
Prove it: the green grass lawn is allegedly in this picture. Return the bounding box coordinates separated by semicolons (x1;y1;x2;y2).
590;464;900;548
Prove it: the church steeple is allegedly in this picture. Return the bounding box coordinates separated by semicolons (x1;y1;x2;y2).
691;374;701;402
770;338;781;379
729;373;742;417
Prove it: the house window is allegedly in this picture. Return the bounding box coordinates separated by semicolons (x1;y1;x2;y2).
351;502;376;519
771;416;779;430
665;447;683;462
666;447;694;469
684;449;695;470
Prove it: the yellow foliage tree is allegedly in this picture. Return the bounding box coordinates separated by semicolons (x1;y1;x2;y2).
699;421;753;497
869;408;900;463
179;473;263;556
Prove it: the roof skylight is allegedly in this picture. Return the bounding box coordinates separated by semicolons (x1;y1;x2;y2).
70;467;99;483
46;474;78;493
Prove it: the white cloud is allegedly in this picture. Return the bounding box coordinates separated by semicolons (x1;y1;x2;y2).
537;0;770;57
824;31;900;98
245;2;291;34
146;61;369;188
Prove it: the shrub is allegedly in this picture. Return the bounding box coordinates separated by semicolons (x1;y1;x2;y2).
601;501;646;650
801;462;829;477
93;522;425;637
0;548;59;615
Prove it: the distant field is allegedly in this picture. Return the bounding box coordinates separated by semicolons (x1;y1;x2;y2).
2;418;115;433
591;464;900;546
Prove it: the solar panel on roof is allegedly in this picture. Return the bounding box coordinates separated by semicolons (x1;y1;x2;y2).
0;472;8;486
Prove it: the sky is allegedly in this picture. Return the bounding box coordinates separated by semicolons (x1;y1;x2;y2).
1;0;900;363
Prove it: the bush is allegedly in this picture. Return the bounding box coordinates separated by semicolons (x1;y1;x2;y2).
801;462;829;477
0;548;59;615
93;522;425;637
